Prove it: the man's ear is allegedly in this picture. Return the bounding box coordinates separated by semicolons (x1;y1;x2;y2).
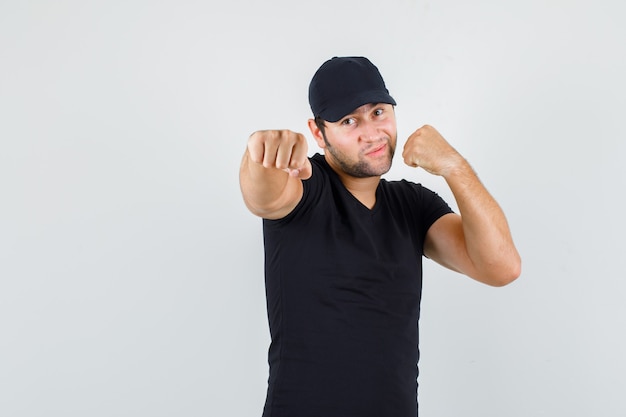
308;119;326;149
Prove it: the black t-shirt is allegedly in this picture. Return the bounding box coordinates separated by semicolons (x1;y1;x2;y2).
261;153;453;417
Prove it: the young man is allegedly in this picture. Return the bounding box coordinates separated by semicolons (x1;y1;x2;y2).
240;56;521;417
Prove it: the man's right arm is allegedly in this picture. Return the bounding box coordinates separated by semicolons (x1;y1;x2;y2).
239;130;312;220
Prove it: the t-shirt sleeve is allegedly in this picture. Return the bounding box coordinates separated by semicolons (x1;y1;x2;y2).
420;187;454;235
398;180;454;249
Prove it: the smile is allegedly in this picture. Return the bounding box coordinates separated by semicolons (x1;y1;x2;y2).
365;143;387;156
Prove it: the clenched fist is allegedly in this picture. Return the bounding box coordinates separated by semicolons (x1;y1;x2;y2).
402;125;465;177
248;130;312;179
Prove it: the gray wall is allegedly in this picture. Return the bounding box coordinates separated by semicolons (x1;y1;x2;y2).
1;1;624;416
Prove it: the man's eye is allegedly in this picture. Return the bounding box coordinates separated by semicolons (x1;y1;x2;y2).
374;109;384;116
342;118;355;125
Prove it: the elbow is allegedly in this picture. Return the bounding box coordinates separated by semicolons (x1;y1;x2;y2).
488;271;520;287
485;256;522;287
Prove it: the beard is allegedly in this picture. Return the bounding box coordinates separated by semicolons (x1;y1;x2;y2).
324;135;396;178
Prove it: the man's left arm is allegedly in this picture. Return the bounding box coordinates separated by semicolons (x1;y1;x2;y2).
403;125;521;287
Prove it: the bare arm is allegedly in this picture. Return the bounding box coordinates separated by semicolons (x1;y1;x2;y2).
239;130;312;220
402;125;521;286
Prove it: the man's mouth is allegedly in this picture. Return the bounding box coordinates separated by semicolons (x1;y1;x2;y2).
365;143;387;156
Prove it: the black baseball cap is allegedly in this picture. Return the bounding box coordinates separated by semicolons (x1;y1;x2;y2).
308;56;396;123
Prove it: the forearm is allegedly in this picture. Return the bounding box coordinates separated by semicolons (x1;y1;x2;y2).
444;159;521;285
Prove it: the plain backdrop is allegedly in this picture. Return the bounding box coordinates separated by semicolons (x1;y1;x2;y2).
1;1;625;416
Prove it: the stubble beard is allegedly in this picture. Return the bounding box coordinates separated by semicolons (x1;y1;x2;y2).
324;135;396;178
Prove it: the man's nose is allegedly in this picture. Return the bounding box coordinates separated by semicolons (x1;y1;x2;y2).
359;120;379;142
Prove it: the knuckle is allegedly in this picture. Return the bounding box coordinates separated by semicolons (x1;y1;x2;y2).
248;131;261;145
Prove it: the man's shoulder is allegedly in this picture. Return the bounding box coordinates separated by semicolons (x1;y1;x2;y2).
380;177;449;209
380;177;424;194
309;153;327;171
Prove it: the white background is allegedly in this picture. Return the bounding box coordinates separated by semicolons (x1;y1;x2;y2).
1;1;625;416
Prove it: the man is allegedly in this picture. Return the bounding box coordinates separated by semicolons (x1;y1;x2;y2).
239;56;521;417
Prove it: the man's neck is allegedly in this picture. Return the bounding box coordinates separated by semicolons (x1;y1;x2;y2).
331;165;381;210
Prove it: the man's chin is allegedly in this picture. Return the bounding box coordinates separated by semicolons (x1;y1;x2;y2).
354;159;393;178
368;154;394;175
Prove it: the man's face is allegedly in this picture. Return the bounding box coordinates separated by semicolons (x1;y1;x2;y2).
317;103;397;178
